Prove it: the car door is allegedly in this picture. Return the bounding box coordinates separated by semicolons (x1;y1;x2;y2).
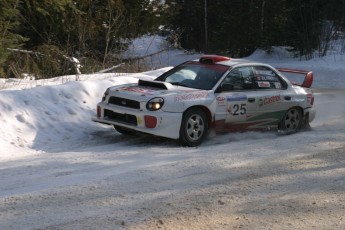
214;66;258;132
215;65;289;131
245;65;291;130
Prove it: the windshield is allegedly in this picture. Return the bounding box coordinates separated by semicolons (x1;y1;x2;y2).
155;61;229;90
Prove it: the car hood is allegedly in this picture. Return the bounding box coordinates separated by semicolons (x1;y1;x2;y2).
107;79;208;102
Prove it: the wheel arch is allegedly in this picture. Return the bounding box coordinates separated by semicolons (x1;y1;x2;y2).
289;105;304;115
295;105;304;118
279;105;304;119
183;105;213;127
298;106;312;128
278;105;304;132
179;105;211;146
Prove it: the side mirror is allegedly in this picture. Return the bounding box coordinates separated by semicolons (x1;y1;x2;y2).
216;83;234;93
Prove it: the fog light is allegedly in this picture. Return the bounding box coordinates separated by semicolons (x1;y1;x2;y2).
144;115;157;128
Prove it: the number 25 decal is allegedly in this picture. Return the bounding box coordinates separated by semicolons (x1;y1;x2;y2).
233;103;247;116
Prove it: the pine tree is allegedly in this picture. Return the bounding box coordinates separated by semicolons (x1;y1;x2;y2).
0;0;27;77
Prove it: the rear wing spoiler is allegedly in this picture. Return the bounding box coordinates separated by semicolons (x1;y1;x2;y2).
276;68;313;88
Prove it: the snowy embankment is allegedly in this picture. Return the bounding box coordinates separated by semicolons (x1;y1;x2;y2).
250;47;345;89
0;41;345;229
0;69;170;159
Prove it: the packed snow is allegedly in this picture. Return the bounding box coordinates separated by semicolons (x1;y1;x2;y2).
0;36;345;229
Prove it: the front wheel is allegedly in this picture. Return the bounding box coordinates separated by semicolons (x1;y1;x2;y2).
278;107;302;134
179;108;208;147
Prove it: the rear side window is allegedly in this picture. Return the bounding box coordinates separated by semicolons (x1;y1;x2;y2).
253;66;286;89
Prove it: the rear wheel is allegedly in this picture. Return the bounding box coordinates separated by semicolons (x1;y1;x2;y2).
278;107;302;134
114;125;135;135
179;108;208;147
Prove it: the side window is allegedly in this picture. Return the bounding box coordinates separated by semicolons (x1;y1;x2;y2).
223;68;241;90
253;66;285;90
238;67;255;89
221;67;255;91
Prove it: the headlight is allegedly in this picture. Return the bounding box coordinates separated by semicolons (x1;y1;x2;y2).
146;97;164;111
102;88;110;102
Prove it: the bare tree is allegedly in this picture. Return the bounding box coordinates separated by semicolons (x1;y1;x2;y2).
102;0;125;67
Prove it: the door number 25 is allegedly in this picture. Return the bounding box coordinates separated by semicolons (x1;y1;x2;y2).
232;103;247;116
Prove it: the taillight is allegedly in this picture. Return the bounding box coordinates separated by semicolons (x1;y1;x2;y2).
97;106;101;117
307;93;314;105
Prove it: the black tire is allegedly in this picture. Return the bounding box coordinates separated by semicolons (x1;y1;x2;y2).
114;125;135;135
179;108;208;147
302;114;312;131
278;107;303;134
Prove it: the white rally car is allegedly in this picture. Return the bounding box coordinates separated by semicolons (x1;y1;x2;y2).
92;55;315;146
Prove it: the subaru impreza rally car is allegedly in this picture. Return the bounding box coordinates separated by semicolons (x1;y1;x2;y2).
92;55;315;146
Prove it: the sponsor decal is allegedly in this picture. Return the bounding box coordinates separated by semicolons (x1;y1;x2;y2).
263;95;281;105
257;81;271;88
258;95;281;106
174;91;208;102
216;96;225;101
174;90;196;94
137;116;143;125
254;70;274;75
227;93;247;102
119;86;157;95
256;76;276;81
216;96;226;106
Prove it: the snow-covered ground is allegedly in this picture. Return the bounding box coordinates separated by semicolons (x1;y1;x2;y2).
0;37;345;229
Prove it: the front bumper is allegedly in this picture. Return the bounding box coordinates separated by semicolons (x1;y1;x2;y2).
92;102;183;139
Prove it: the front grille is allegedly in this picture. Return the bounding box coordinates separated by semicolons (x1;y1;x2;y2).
108;97;140;109
104;109;137;126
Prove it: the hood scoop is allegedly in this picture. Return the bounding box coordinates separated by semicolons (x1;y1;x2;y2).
138;79;173;90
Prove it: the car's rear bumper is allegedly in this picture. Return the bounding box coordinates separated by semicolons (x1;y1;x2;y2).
304;107;316;123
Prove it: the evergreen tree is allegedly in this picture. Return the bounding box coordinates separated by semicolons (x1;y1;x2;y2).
0;0;27;77
2;0;167;78
283;0;324;59
167;0;205;51
168;0;345;58
2;0;345;78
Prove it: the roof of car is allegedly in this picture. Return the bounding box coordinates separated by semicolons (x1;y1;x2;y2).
217;58;253;66
192;56;267;68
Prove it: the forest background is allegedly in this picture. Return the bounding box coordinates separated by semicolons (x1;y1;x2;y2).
1;0;345;79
